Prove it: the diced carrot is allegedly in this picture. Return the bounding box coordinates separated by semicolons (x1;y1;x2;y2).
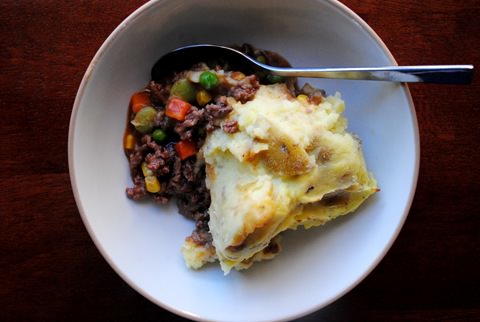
166;98;192;121
175;140;197;160
130;91;151;113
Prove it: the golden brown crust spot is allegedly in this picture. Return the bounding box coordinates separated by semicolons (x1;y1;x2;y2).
318;149;332;162
259;133;311;176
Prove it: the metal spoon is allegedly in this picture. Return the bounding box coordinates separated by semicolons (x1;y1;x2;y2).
151;44;473;84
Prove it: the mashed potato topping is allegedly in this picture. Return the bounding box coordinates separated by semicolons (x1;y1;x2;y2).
183;83;377;273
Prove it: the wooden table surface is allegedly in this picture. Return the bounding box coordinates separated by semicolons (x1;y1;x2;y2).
1;0;479;321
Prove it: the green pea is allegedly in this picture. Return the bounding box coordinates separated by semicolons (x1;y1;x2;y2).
170;78;196;102
131;106;157;133
152;129;167;143
266;74;285;84
199;71;219;90
256;55;267;64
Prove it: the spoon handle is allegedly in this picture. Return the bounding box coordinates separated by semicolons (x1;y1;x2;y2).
270;65;474;84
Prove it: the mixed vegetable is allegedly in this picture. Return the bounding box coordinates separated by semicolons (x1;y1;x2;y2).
125;44;299;197
124;66;225;193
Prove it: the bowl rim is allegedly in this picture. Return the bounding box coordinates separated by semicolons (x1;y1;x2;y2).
68;0;420;321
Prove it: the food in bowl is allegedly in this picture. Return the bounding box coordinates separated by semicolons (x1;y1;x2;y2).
123;44;378;274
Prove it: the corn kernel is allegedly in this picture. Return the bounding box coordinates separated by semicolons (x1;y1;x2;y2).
141;162;154;177
231;71;245;80
145;175;161;193
296;94;309;104
124;133;135;150
196;89;212;106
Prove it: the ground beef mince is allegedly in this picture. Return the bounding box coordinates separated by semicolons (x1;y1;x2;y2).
143;135;175;175
128;143;146;170
205;96;233;131
189;212;213;246
147;80;170;105
124;43;298;249
174;106;205;140
126;174;147;200
176;175;210;219
227;75;260;103
222;120;239;134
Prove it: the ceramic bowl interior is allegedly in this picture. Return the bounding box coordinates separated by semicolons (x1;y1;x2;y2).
69;0;419;321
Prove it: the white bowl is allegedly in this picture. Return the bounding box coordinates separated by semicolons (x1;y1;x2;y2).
69;0;419;321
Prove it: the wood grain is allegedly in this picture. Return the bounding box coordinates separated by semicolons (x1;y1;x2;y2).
1;0;479;321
